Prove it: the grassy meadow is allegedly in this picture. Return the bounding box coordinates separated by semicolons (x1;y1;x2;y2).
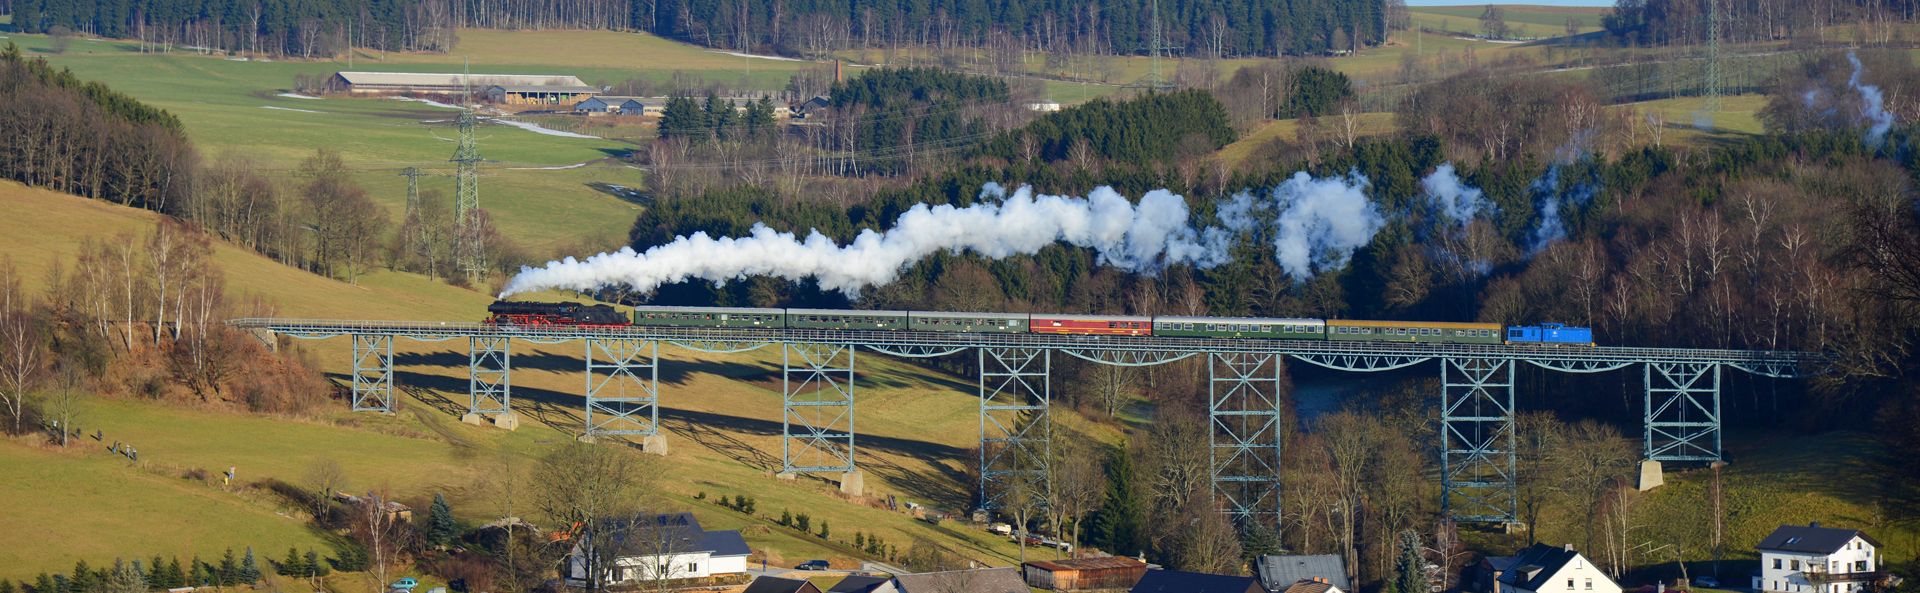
1408;4;1610;39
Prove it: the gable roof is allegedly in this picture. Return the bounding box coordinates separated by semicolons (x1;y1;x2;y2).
334;71;589;89
827;575;890;593
595;512;749;557
1257;555;1352;592
1496;544;1585;591
1131;570;1263;593
890;567;1028;593
743;576;824;593
1282;580;1342;593
1026;556;1148;572
1758;524;1878;555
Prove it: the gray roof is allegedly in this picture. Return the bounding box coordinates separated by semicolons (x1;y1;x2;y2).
743;576;821;593
890;567;1028;593
600;512;749;557
489;84;598;94
1132;570;1263;593
1758;523;1877;555
827;575;890;593
335;71;588;88
1496;544;1582;591
1257;555;1351;592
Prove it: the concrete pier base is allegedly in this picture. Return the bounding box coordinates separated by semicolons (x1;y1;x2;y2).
491;411;520;431
461;413;485;426
640;433;669;455
776;471;798;481
1637;459;1665;491
839;470;864;496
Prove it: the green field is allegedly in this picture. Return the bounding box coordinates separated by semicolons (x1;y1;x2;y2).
0;182;1090;580
1409;4;1609;39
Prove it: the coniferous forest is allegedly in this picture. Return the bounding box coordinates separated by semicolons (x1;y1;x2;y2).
5;0;1391;58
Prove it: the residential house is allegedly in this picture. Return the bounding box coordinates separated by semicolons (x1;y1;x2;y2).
870;567;1028;593
1754;523;1886;593
1472;556;1518;593
1256;555;1352;593
793;96;831;118
1130;569;1265;593
827;575;892;593
563;512;750;586
1025;556;1149;590
744;576;826;593
1280;579;1344;593
1493;544;1620;593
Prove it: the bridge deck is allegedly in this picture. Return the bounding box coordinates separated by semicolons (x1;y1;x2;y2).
231;318;1815;372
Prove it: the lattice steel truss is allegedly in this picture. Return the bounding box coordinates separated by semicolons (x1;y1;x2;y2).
351;334;394;412
978;348;1051;511
1210;352;1284;523
468;336;511;416
1645;362;1722;461
1441;357;1516;523
783;343;856;473
585;338;659;437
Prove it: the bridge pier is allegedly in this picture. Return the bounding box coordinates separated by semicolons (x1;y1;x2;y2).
350;334;394;413
583;338;661;447
978;347;1051;512
463;336;512;427
782;342;857;480
1645;362;1722;462
1440;357;1517;524
1210;352;1285;525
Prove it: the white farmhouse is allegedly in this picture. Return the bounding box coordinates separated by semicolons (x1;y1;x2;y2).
1754;523;1884;593
1493;544;1621;593
565;512;751;585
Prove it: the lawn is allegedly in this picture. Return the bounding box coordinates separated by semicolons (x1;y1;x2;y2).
1215;112;1401;170
1409;5;1610;39
0;182;1081;578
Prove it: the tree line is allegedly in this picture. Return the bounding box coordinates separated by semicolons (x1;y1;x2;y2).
7;0;1391;57
0;44;192;215
1604;0;1920;46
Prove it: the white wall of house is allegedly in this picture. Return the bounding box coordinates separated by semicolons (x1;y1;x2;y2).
608;551;717;581
1756;537;1877;593
1511;553;1622;593
707;554;749;575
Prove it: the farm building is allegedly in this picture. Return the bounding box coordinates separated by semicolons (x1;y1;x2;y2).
330;71;592;97
575;96;652;114
1256;555;1351;592
1025;556;1149;590
487;83;599;105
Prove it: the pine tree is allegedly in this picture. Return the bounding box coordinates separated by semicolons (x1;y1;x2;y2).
659;95;701;140
855;532;866;550
239;547;261;584
48;576;67;593
217;549;238;586
818;520;830;539
1392;530;1427;593
1;578;16;593
32;573;54;593
281;548;306;579
1087;447;1143;556
780;510;792;527
188;557;209;587
69;561;96;593
146;558;167;589
304;550;329;577
428;492;458;547
102;559;143;593
1238;520;1284;560
162;558;185;589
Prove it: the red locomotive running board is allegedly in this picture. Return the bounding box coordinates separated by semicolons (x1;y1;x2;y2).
1030;316;1152;336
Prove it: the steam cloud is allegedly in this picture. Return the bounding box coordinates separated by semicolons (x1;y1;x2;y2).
1526;164;1599;255
1421;163;1496;228
499;175;1390;297
1845;51;1896;148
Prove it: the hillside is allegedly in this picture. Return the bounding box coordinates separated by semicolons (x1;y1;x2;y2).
0;181;1101;580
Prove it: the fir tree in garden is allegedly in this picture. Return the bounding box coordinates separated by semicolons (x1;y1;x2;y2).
1086;447;1143;556
1393;530;1427;593
427;493;458;547
188;557;209;587
819;520;830;539
147;558;167;589
69;561;96;593
217;549;238;586
239;547;261;584
162;558;186;589
305;550;329;577
281;548;306;578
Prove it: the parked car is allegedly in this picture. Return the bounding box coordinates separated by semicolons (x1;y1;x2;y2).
1695;577;1721;588
390;578;420;591
797;560;831;571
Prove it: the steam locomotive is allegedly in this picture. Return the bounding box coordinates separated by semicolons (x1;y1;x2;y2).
484;300;1595;346
484;300;629;327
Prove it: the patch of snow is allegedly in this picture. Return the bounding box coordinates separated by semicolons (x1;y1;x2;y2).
278;92;321;100
710;50;805;62
389;96;465;110
507;161;593;170
261;105;320;113
485;117;602;139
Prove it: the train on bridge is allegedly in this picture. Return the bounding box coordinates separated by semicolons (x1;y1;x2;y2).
486;300;1596;346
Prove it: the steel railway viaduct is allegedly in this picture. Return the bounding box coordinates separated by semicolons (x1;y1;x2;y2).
231;317;1816;525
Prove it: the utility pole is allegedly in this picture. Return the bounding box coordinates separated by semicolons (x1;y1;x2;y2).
1704;0;1723;115
452;111;483;283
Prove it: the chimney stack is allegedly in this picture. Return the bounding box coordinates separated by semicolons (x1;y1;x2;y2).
1565;544;1575;552
835;59;844;83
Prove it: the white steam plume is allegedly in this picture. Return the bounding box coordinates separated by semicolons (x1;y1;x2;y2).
1846;51;1896;148
499;183;1235;297
1224;171;1384;280
1526;164;1599;255
1421;163;1496;228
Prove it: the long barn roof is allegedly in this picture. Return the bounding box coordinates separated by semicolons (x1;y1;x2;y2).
335;71;589;89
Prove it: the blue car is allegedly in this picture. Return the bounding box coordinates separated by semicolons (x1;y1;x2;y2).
390;578;420;591
1506;323;1594;346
